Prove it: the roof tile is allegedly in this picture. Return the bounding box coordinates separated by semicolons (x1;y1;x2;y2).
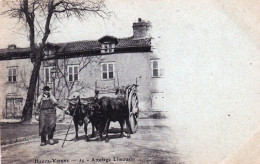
0;36;152;59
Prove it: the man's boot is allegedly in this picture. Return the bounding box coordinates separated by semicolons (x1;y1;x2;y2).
48;133;54;145
41;135;46;146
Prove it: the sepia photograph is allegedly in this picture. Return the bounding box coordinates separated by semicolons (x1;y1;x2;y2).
0;0;259;164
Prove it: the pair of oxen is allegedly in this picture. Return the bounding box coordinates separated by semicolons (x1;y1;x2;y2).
66;87;132;142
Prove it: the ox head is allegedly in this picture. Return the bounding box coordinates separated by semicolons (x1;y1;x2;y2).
66;101;77;116
115;86;126;97
81;98;100;118
66;96;80;116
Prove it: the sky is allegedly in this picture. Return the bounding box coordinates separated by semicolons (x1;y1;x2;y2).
0;0;260;48
0;0;260;163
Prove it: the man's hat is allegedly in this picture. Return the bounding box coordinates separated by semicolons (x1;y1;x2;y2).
42;86;51;91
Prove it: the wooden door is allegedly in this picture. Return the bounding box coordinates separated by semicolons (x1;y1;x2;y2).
5;98;23;119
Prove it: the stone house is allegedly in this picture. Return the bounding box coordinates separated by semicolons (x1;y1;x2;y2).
0;18;165;119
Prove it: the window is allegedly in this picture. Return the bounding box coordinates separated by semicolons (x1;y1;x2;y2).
8;67;17;82
101;43;115;53
68;65;79;82
151;60;164;77
101;62;115;79
151;92;165;110
43;48;54;56
44;67;54;84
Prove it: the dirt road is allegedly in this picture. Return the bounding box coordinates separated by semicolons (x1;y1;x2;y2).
1;119;181;164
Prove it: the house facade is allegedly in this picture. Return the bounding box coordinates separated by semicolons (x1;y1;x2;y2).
0;18;165;120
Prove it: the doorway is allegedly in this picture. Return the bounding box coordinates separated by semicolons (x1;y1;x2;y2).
5;98;23;119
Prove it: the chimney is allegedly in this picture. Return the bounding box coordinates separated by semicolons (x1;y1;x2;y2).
132;18;152;39
8;44;17;49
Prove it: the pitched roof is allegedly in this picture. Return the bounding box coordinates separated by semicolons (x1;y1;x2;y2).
54;37;151;53
117;37;151;48
55;40;101;53
0;47;31;54
0;47;31;60
0;36;152;60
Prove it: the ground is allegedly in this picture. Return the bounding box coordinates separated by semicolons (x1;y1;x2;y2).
1;123;70;141
1;119;181;164
221;128;260;164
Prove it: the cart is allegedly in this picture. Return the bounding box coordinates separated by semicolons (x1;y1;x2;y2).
125;84;139;134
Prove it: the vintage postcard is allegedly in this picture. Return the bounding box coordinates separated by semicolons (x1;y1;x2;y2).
0;0;259;164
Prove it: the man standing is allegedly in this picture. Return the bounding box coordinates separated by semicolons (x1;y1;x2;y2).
36;86;64;146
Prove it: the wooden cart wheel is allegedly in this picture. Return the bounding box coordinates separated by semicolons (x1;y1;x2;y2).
128;91;139;134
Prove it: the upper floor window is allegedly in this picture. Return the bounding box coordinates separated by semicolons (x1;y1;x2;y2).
101;43;115;54
68;65;79;82
44;49;54;56
101;62;115;79
44;66;54;84
8;67;17;82
151;60;164;77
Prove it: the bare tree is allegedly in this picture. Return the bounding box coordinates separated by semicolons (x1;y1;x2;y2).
1;0;110;123
54;56;101;99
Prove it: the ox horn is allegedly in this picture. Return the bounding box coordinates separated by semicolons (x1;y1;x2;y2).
69;101;76;105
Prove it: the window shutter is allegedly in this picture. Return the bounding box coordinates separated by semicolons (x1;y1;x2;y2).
68;66;72;82
8;68;12;76
74;66;79;81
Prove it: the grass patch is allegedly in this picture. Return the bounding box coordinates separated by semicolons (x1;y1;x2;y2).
139;111;167;119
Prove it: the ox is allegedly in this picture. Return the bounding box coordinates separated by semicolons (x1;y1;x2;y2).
88;87;131;142
66;96;97;142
